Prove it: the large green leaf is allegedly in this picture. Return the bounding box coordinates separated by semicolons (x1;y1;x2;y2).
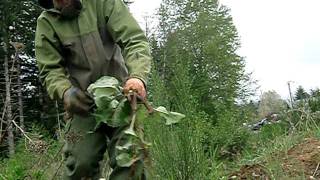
88;76;185;167
87;76;120;93
154;106;186;125
116;153;140;167
110;98;131;127
88;76;185;128
93;108;113;128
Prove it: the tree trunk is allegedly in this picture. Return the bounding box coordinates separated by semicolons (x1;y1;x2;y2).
39;84;45;121
17;56;24;132
3;38;15;156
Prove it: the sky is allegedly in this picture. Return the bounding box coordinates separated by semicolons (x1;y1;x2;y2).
130;0;320;98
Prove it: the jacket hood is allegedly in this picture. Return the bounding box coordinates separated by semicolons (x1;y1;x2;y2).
38;0;54;9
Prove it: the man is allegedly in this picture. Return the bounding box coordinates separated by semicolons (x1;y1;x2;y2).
35;0;152;179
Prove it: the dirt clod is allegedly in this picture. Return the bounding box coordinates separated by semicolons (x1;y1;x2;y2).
228;164;270;180
229;138;320;179
281;138;320;178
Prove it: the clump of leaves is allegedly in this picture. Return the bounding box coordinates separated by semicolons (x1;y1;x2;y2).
87;76;185;167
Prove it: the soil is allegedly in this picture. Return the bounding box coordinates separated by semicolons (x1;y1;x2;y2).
229;138;320;179
228;164;270;180
281;138;320;179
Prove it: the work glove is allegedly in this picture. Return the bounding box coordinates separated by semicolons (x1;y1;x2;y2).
123;78;147;100
63;86;94;116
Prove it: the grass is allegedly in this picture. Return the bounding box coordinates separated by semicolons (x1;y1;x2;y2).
230;121;320;179
1;107;320;179
0;135;63;180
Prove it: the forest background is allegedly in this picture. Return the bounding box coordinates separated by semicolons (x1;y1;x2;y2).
0;0;320;179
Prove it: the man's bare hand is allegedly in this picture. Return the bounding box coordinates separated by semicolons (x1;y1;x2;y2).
123;78;146;99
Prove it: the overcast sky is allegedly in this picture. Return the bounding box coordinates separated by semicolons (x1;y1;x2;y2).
130;0;320;98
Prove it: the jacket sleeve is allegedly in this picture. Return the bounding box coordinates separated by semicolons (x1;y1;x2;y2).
35;17;72;100
104;0;152;85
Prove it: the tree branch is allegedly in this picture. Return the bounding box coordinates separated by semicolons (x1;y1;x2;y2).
12;120;33;143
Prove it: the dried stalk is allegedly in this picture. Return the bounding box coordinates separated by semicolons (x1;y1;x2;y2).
11;120;33;143
50;159;64;180
313;163;320;177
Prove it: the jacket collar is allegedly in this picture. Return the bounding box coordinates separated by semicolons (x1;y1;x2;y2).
46;8;61;15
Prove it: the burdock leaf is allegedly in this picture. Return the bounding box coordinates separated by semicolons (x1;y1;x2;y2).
111;98;131;127
124;128;138;137
116;153;140;167
88;76;185;128
94;88;119;99
116;141;133;151
87;76;120;93
94;108;112;124
154;106;185;125
109;99;119;109
94;95;111;108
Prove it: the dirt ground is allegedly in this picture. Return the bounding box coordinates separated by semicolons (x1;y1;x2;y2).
229;138;320;180
281;138;320;179
228;164;270;180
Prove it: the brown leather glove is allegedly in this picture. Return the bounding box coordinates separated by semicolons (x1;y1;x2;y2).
63;86;94;116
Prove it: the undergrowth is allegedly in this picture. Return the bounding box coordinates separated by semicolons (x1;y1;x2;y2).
0;126;63;180
228;107;320;179
1;104;320;180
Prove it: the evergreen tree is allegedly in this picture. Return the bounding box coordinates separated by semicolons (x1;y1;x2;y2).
310;88;320;98
0;0;54;156
295;86;309;101
307;88;320;112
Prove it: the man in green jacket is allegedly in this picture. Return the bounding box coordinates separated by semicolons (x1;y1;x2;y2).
35;0;152;179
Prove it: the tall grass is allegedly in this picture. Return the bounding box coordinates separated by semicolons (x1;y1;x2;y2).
145;116;214;180
0;126;63;180
235;102;320;179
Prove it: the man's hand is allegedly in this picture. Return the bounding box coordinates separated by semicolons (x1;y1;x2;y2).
63;86;94;116
123;78;147;99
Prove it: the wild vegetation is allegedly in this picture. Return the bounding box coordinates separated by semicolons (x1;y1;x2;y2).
0;0;319;179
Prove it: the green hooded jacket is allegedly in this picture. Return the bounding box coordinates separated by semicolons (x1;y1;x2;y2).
35;0;152;100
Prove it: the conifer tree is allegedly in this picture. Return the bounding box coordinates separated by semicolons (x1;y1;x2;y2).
0;0;42;155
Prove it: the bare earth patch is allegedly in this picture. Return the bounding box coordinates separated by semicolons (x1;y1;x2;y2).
281;138;320;179
229;138;320;179
228;164;270;180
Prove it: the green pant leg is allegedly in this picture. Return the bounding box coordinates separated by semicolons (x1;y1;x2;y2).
109;161;145;180
107;127;147;180
62;114;108;180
